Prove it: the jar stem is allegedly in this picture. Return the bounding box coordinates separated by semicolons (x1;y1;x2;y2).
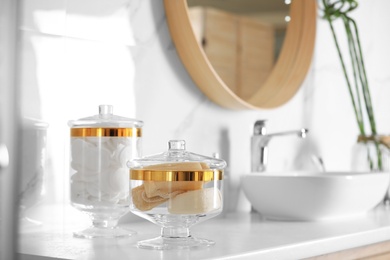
161;227;190;239
91;218;118;229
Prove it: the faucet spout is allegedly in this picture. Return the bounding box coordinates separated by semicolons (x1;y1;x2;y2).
251;120;308;172
267;128;308;139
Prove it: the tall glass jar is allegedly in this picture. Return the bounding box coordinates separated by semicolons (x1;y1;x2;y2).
68;105;143;238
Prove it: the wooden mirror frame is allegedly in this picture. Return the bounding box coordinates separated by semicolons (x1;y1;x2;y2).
164;0;317;109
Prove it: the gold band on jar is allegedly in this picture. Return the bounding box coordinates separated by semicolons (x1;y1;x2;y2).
130;169;223;181
71;128;142;137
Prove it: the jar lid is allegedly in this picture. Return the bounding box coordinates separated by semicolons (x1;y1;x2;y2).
68;105;143;137
22;117;49;130
130;140;226;181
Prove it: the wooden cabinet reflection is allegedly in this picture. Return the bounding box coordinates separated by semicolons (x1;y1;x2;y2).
190;7;275;100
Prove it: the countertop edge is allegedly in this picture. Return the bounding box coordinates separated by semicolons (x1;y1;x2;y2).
221;226;390;259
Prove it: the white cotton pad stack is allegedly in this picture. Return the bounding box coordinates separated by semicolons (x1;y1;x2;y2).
70;137;133;206
168;187;222;214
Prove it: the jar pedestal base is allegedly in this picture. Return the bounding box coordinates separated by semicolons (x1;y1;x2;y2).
137;235;215;250
73;225;136;239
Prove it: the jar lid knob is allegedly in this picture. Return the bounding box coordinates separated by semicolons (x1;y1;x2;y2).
99;105;113;118
168;140;186;150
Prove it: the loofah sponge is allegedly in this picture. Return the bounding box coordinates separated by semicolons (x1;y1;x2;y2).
131;162;211;211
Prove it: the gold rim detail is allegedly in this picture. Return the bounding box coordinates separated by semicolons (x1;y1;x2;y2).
71;128;142;137
130;169;223;181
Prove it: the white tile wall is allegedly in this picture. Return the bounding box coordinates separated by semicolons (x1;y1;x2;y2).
17;0;390;213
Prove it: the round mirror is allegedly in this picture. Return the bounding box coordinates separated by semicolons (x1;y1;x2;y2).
164;0;316;109
187;0;290;101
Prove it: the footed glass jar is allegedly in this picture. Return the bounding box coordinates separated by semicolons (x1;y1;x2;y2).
129;140;226;250
68;105;143;238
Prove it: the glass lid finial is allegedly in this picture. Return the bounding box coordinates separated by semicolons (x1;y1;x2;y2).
168;140;185;150
99;105;113;117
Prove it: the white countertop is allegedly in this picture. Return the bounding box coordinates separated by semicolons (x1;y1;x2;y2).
18;204;390;259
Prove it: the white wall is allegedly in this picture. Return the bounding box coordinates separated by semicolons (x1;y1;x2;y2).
18;0;390;213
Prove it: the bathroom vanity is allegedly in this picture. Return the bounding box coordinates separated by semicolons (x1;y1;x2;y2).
18;204;390;259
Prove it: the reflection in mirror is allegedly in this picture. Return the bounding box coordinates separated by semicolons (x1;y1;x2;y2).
164;0;316;109
187;0;290;100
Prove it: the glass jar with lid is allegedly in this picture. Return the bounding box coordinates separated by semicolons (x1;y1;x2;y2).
68;105;143;238
129;140;226;249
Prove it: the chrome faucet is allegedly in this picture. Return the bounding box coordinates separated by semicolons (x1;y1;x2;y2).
251;120;308;172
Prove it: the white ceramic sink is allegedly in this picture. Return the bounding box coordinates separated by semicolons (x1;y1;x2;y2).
241;171;390;221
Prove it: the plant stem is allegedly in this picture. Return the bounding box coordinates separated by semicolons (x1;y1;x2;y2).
349;18;377;135
325;13;365;135
343;16;364;131
322;0;382;171
346;18;381;170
